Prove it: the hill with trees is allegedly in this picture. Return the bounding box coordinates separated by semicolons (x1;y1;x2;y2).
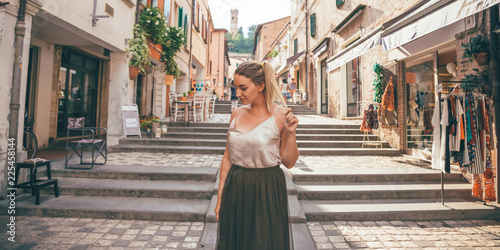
226;24;257;53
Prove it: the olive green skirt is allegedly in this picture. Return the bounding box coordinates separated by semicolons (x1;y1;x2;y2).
216;165;291;250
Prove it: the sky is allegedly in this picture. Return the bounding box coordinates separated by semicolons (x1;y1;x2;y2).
208;0;292;37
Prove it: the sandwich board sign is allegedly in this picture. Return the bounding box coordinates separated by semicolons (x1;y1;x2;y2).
122;104;141;138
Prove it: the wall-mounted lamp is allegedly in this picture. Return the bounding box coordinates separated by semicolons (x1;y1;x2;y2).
90;0;109;27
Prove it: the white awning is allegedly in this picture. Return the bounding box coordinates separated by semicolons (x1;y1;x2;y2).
382;0;500;51
327;30;381;72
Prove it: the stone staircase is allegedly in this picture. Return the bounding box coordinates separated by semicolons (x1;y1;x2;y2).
110;123;400;156
291;167;500;221
215;100;317;115
1;162;217;221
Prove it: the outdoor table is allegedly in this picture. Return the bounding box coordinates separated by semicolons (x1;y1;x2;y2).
173;100;193;125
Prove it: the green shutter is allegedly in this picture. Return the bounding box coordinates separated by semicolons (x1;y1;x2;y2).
178;7;183;28
310;13;316;37
294;38;298;55
184;14;188;39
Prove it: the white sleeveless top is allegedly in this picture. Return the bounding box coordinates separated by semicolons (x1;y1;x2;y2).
227;105;283;168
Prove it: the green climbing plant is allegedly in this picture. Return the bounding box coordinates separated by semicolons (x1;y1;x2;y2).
372;62;384;103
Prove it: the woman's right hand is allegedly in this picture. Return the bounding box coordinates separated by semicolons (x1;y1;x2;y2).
214;202;220;221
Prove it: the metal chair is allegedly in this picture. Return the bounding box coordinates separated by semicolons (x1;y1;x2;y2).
65;117;107;169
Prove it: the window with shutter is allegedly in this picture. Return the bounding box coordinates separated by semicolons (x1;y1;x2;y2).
294;38;298;55
184;14;188;39
178;7;183;28
310;13;316;37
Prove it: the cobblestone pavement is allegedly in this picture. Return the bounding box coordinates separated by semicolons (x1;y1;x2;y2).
106;153;223;168
105;152;431;171
308;220;500;249
0;216;204;249
2;216;500;249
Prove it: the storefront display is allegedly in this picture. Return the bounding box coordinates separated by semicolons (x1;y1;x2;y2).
405;60;435;150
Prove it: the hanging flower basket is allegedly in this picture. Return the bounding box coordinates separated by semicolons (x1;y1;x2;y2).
473;52;490;66
129;66;140;80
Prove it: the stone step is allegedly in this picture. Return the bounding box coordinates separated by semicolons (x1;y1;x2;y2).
48;164;218;182
165;127;365;134
295;182;471;200
41;177;216;199
163;122;360;129
109;145;398;156
0;195;210;221
162;132;379;141
298;148;400;156
117;138;391;148
300;198;500;221
290;167;463;183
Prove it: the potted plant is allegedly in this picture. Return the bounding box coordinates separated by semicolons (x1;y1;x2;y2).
187;90;194;96
151;118;161;134
140;120;151;132
181;92;187;101
461;35;490;66
126;25;151;80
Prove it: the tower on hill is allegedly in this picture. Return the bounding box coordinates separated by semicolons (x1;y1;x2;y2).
230;9;238;36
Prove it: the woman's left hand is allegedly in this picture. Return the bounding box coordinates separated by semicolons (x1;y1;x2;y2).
284;108;298;134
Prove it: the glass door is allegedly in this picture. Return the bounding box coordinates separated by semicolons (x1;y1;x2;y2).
347;57;362;117
57;49;99;137
320;59;328;114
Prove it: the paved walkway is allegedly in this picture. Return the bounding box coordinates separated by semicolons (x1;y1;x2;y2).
1;215;499;249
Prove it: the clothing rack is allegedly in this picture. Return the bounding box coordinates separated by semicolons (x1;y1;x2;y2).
437;81;484;205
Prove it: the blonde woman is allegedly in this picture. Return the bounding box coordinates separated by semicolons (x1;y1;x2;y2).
215;61;299;250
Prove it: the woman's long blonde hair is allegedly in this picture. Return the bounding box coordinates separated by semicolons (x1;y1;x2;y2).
234;61;287;111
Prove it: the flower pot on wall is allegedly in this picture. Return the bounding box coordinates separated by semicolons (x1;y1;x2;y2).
164;75;174;85
129;66;140;80
473;52;491;66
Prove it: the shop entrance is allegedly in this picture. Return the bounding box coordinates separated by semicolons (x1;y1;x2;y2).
57;49;100;138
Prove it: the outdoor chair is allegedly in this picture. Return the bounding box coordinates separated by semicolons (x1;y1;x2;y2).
209;95;216;118
169;92;185;123
189;94;205;122
65;117;107;169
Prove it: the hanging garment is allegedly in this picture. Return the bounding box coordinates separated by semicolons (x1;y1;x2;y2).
408;99;419;127
451;97;464;152
440;99;449;163
381;77;395;111
483;167;496;201
431;100;441;170
472;174;483;200
360;104;378;132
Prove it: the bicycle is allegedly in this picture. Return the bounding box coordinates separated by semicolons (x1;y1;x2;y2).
23;114;38;159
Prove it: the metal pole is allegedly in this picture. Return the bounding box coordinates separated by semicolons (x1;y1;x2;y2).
305;0;309;105
489;5;500;204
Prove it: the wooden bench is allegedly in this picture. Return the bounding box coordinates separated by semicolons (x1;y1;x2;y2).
14;159;59;205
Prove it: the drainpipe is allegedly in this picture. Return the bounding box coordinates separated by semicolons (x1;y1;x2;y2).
8;0;27;162
305;0;309;105
188;0;194;92
489;5;500;204
135;0;141;25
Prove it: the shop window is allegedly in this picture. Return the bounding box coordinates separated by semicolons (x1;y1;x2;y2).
405;60;435;150
163;0;171;23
